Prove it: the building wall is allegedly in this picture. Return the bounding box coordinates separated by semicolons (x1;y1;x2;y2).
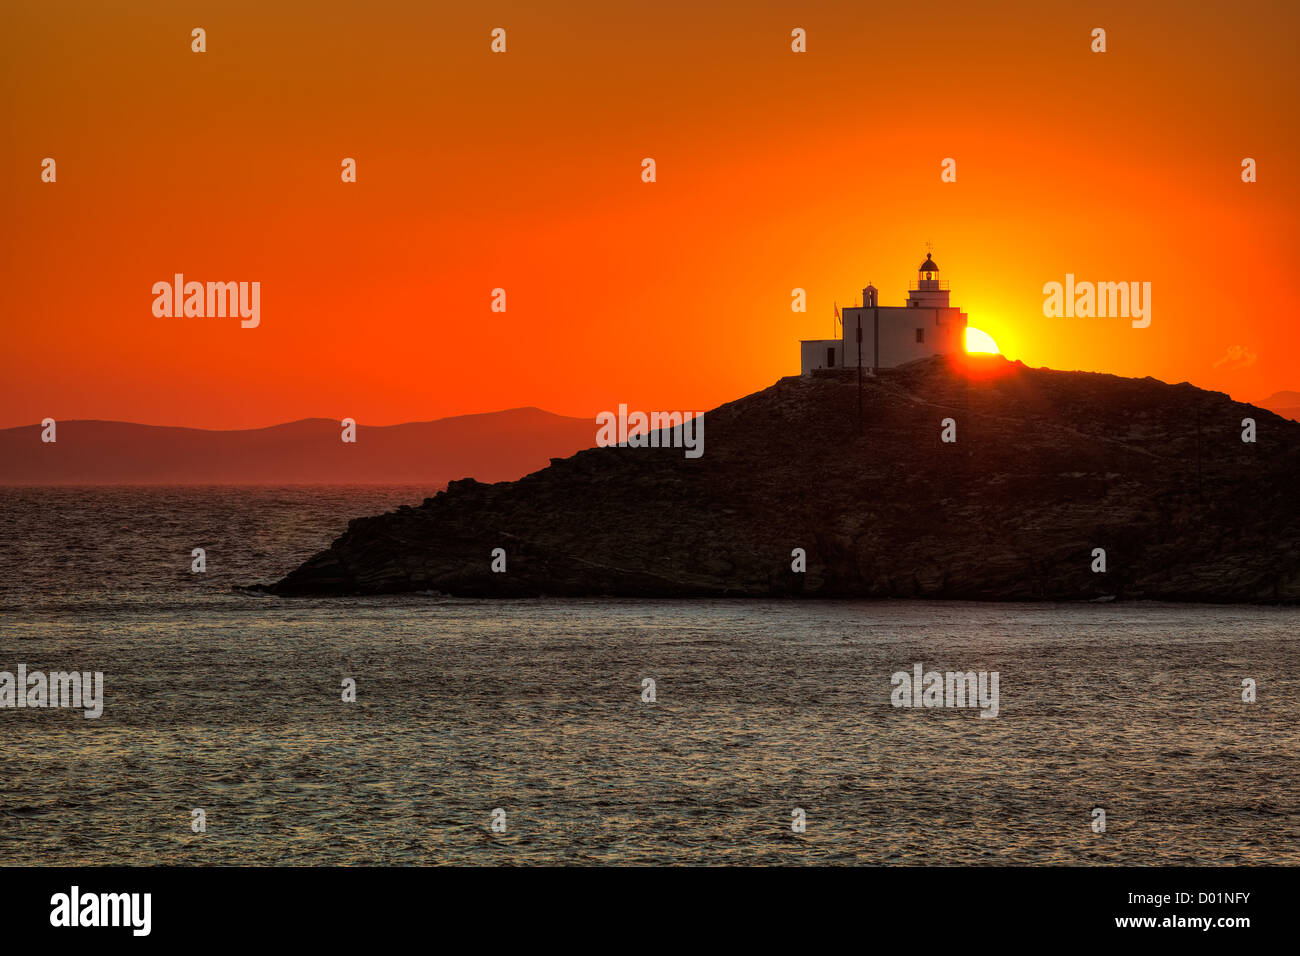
800;339;841;374
836;306;966;370
800;297;968;375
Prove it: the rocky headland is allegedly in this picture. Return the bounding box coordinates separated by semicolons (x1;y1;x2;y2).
263;355;1300;601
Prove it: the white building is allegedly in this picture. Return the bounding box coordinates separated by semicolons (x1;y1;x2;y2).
800;253;968;375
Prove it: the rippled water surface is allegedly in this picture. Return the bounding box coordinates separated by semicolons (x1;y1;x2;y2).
1;487;1297;865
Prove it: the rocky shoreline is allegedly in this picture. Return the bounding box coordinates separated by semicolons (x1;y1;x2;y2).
260;355;1300;601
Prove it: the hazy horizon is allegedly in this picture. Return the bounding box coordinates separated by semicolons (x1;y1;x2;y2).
1;364;1297;433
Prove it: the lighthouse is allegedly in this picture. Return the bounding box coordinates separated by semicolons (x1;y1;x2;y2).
798;250;968;375
908;252;949;307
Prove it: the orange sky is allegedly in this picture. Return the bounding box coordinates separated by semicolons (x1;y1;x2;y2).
1;0;1297;428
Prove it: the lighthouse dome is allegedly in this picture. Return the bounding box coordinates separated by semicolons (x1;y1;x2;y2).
918;253;940;272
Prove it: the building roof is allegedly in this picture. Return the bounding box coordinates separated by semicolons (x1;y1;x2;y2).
918;253;940;272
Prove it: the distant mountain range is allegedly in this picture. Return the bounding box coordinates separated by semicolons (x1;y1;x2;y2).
0;409;596;485
1258;391;1300;422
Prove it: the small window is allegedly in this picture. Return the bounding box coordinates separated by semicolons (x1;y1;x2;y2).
916;328;925;344
826;347;835;367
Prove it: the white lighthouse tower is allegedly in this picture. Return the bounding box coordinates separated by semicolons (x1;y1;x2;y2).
907;252;949;308
798;249;968;375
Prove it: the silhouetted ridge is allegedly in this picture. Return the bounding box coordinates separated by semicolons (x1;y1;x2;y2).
265;355;1300;601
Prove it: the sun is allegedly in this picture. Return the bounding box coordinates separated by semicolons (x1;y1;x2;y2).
965;327;999;354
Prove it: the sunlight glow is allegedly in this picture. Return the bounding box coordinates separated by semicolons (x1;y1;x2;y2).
965;327;1000;354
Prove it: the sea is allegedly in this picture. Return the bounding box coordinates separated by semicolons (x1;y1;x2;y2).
1;486;1296;865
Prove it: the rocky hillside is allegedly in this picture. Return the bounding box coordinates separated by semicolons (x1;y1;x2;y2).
264;356;1300;601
